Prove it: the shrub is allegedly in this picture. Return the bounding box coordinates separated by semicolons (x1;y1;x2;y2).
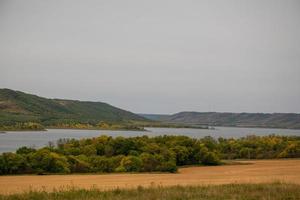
120;156;142;172
158;161;177;173
90;156;114;172
140;153;159;172
16;146;36;155
201;152;220;165
67;156;90;173
29;149;70;173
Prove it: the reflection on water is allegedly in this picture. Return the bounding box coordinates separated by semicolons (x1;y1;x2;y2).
0;127;300;153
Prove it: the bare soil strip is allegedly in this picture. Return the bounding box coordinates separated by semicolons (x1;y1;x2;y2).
0;159;299;194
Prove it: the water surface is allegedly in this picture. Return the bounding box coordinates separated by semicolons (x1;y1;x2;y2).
0;127;300;153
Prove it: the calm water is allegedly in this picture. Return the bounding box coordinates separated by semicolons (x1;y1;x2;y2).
0;127;300;153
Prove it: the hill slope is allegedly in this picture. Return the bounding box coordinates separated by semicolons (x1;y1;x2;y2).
150;112;300;129
0;88;146;127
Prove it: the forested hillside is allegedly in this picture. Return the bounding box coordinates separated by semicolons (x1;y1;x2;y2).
143;112;300;129
0;89;147;130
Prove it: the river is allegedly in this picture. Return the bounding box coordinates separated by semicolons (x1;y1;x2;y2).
0;126;300;153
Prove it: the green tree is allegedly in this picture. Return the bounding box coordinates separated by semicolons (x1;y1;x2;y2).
82;145;97;156
0;153;28;174
120;156;142;172
90;156;114;172
67;155;90;173
172;146;189;165
140;153;159;172
158;161;177;173
30;149;70;173
16;146;36;155
201;152;220;165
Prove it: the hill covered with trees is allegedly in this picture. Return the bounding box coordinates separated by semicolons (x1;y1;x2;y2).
0;88;147;130
141;112;300;129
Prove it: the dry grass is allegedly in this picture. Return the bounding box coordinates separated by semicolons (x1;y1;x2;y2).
0;159;299;195
1;183;300;200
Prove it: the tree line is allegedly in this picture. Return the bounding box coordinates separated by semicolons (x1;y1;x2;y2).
0;121;145;131
0;135;299;175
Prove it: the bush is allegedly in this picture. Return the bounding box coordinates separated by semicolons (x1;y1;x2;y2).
67;156;90;173
29;149;70;173
90;156;114;172
120;156;142;172
158;161;177;173
140;153;159;172
201;152;220;165
16;146;36;155
0;153;29;174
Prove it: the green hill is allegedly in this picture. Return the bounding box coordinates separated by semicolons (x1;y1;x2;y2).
155;112;300;129
0;88;147;129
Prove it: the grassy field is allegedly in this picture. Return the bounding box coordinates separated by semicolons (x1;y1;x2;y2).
0;160;300;195
0;183;299;200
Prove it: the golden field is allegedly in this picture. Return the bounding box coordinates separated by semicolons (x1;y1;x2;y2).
0;159;299;195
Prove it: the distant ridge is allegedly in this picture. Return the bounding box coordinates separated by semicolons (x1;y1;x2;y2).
2;88;299;129
0;88;147;126
140;112;300;129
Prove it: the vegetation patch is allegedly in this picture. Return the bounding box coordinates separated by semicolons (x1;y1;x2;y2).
0;183;299;200
0;89;148;131
0;89;207;131
0;135;299;175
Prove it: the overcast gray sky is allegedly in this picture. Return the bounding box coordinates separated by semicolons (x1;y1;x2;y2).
0;0;300;114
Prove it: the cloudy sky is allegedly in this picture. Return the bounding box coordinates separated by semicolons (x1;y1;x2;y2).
0;0;299;114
